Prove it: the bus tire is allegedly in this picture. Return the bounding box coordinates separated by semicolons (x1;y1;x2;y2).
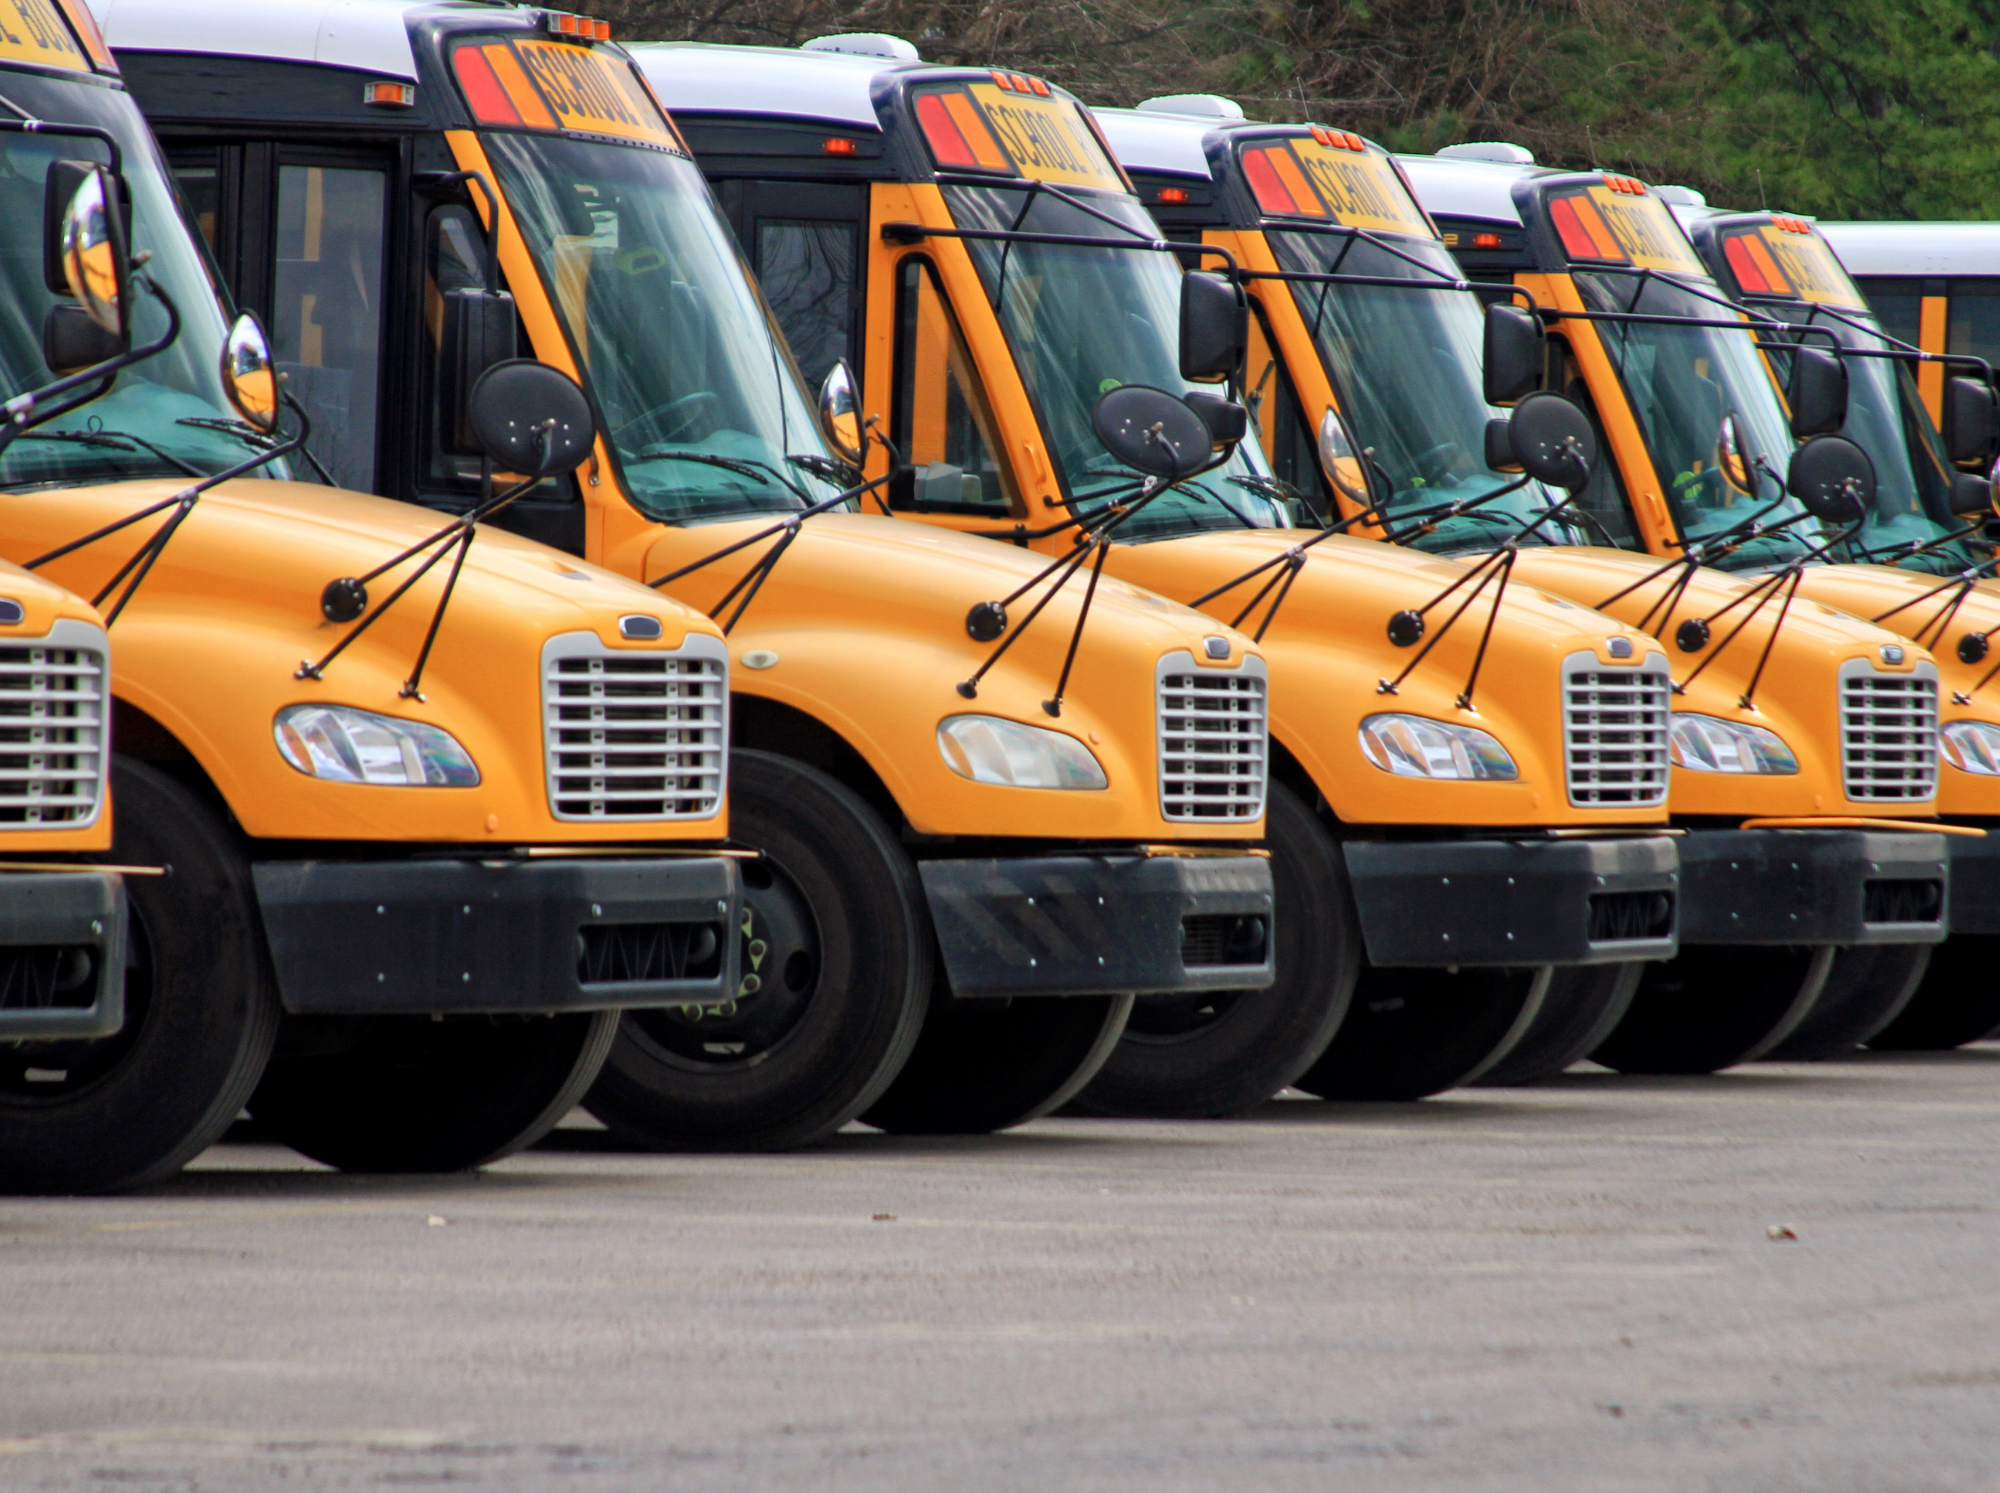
1867;935;2000;1050
585;750;931;1151
1292;965;1551;1101
1472;961;1646;1086
248;1010;618;1172
1590;944;1833;1074
0;757;279;1195
863;993;1133;1134
1765;944;1931;1061
1067;782;1360;1117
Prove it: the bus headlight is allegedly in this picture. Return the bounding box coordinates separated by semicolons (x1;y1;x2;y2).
937;714;1107;789
1668;714;1799;774
275;704;481;786
1358;714;1518;780
1941;720;2000;775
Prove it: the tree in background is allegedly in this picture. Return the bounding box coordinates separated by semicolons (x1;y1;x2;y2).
601;0;2000;218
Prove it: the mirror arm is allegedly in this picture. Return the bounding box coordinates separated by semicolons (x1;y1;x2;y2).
0;116;120;177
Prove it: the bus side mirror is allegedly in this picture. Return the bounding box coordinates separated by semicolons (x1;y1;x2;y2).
1484;416;1521;473
1950;470;1996;517
467;360;596;477
1182;391;1246;452
220;312;280;433
54;164;131;347
1094;384;1212;479
1944;376;1998;467
442;288;519;456
1482;302;1543;407
1786;346;1847;438
42;305;122;375
1507;391;1595;491
818;359;865;465
1180;272;1246;383
1786;434;1874;524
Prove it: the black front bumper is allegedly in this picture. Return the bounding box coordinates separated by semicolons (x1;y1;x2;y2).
919;852;1275;998
1941;829;2000;936
1676;829;1948;946
1343;836;1679;968
253;856;741;1015
0;870;125;1041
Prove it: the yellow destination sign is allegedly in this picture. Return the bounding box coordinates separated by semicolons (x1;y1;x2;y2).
1755;226;1867;308
0;0;87;72
1286;139;1429;236
965;83;1124;191
1580;185;1705;274
504;40;678;149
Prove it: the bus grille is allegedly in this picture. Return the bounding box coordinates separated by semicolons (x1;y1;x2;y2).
0;624;107;828
1158;655;1268;822
1840;663;1938;802
542;633;728;821
1562;653;1671;808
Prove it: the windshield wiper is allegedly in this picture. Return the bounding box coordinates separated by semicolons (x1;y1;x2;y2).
635;446;811;500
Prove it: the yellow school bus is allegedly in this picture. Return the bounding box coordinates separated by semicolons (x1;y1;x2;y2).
110;1;1283;1147
0;0;750;1192
1094;103;1954;1074
633;39;1692;1110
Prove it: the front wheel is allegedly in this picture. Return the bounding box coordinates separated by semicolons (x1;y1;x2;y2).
1590;945;1833;1075
1068;783;1361;1118
585;751;932;1151
1292;965;1552;1101
1764;945;1932;1061
0;758;279;1194
862;994;1133;1134
248;1011;618;1172
1867;935;2000;1050
1472;962;1645;1087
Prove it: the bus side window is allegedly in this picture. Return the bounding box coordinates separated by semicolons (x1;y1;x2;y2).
273;163;386;493
1548;336;1642;550
1947;278;2000;373
1240;303;1331;523
756;219;856;393
889;258;1019;516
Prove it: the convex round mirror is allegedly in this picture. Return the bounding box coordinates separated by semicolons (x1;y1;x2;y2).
1092;384;1211;480
61;165;130;340
1317;405;1369;505
1506;391;1596;490
1785;434;1874;524
818;358;864;465
221;312;279;434
467;360;596;477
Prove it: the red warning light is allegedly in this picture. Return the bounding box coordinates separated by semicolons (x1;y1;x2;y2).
822;137;857;156
1472;232;1502;249
1157;187;1190;204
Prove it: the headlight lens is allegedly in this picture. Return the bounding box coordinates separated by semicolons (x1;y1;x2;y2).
937;714;1107;789
1668;714;1799;774
1358;714;1518;780
1941;720;2000;775
274;704;481;786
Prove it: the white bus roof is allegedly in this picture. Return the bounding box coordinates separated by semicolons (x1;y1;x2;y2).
1816;223;2000;279
1090;106;1222;180
88;0;491;79
1394;153;1538;225
628;42;903;130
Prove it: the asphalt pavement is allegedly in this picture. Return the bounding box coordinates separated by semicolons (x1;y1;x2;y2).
5;1048;2000;1491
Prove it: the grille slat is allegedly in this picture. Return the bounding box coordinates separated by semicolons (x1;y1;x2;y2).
0;633;107;827
1158;657;1267;822
1839;663;1938;802
541;634;728;821
1563;653;1671;809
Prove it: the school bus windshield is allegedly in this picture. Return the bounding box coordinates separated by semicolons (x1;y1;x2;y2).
0;71;282;490
485;132;844;524
1573;269;1821;569
1265;228;1583;555
943;183;1287;541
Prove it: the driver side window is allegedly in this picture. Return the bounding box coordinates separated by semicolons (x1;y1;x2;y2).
1549;337;1641;550
890;258;1017;515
